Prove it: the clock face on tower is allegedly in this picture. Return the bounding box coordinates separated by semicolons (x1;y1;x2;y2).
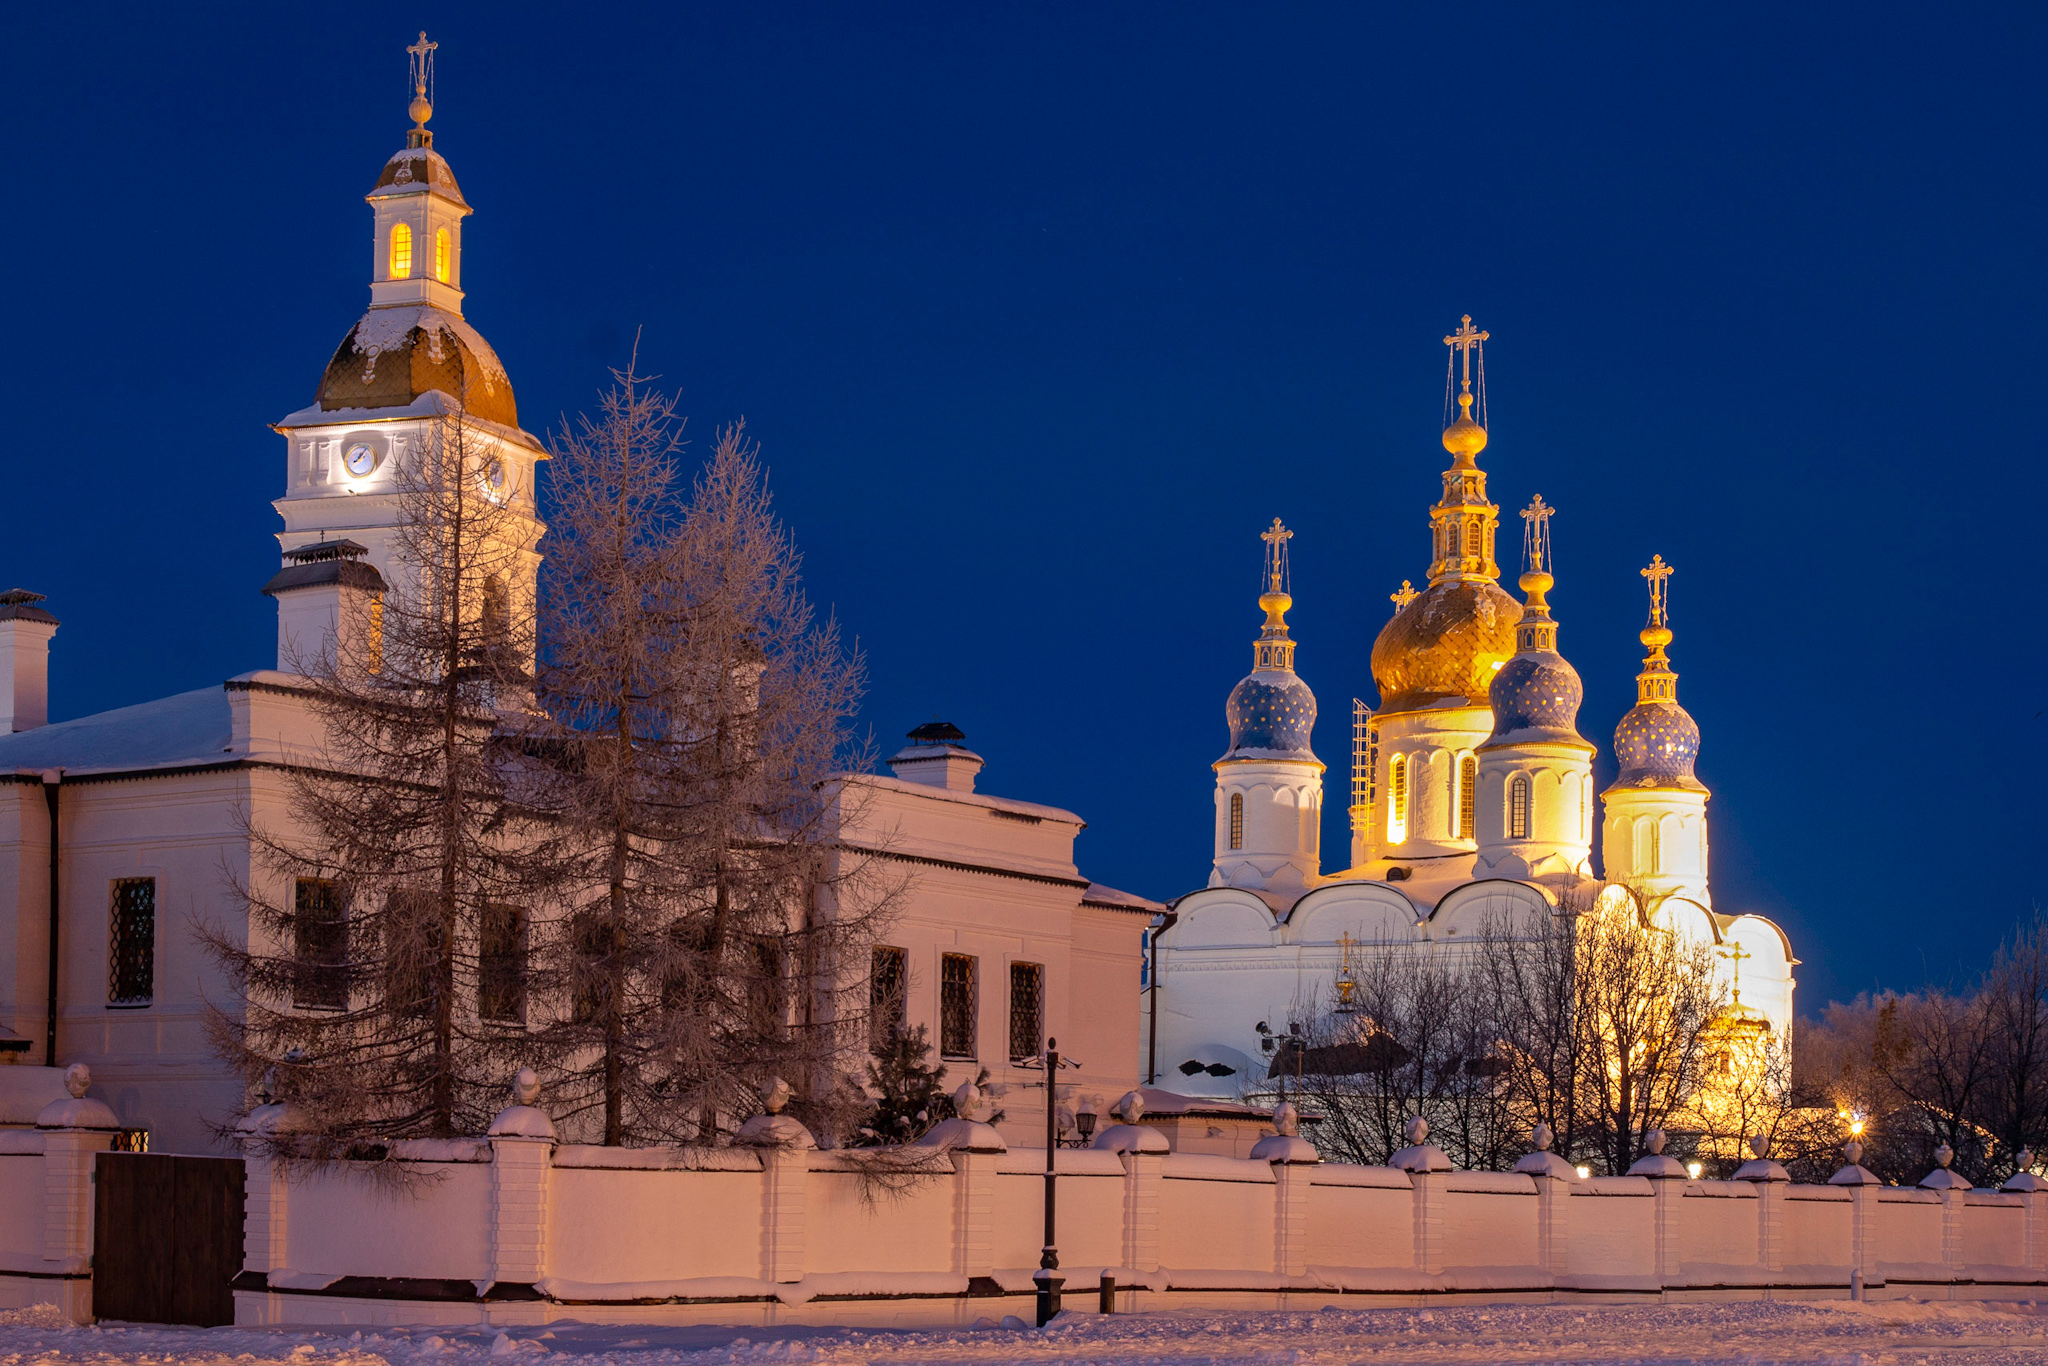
344;443;377;477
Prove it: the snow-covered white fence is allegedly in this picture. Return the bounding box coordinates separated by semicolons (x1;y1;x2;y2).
10;1074;2048;1329
0;1066;121;1323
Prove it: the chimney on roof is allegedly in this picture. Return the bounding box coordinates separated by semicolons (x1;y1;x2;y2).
263;540;389;675
0;590;59;732
887;721;984;793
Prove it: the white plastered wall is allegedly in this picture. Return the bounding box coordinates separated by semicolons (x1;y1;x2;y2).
1211;759;1323;895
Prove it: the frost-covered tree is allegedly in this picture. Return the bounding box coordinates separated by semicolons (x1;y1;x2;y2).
206;381;541;1145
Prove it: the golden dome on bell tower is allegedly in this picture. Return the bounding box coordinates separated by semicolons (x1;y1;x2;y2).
1369;315;1520;716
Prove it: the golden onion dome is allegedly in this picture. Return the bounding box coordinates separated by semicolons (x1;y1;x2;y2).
1440;390;1488;464
1370;577;1522;715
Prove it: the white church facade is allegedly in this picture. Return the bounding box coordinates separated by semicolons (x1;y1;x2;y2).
0;55;1152;1154
1143;320;1796;1100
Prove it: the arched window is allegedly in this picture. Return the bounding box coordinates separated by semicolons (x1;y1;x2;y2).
1458;755;1476;839
1465;520;1482;556
1228;792;1244;851
1634;818;1660;875
366;592;384;676
390;222;413;279
482;573;509;645
1389;756;1408;841
1509;773;1530;840
434;227;451;283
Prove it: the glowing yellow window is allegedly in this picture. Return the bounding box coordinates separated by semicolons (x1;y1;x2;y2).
1458;755;1476;839
390;222;413;279
1389;756;1408;842
434;228;450;283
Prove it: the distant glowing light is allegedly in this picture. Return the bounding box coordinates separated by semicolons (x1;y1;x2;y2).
1575;1165;1591;1180
1686;1161;1703;1180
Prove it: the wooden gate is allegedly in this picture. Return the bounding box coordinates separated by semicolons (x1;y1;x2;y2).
92;1153;244;1325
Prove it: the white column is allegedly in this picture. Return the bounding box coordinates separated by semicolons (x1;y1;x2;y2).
759;1145;809;1285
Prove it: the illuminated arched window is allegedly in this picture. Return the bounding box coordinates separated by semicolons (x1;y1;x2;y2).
1465;520;1482;556
1389;756;1408;841
434;227;451;283
1229;792;1244;851
1457;755;1476;839
1509;773;1530;840
367;593;385;675
390;222;414;279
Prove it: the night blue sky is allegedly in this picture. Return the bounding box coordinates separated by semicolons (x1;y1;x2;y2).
2;4;2042;1011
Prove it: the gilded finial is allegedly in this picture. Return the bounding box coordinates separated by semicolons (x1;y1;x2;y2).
1519;495;1555;600
1390;580;1419;610
1252;520;1297;672
1441;315;1490;464
406;32;438;147
1635;555;1679;704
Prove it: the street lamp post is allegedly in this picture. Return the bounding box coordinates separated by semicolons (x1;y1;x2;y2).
1035;1037;1065;1326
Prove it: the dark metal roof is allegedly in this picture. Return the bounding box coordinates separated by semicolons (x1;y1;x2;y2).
0;589;58;625
261;558;387;597
906;720;966;745
283;539;370;564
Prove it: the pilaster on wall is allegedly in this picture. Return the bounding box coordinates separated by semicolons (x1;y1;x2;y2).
2025;1190;2048;1274
488;1136;553;1299
40;1128;112;1325
1755;1184;1784;1275
1938;1190;1964;1280
952;1149;994;1279
1271;1163;1311;1277
242;1152;289;1277
1411;1173;1444;1277
759;1147;807;1284
1122;1150;1162;1274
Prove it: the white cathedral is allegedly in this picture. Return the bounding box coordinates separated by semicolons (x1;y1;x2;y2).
1141;322;1796;1098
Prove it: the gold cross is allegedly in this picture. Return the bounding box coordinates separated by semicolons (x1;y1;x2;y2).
1261;518;1292;594
1520;495;1554;573
408;31;438;99
1443;314;1489;394
1642;554;1674;628
1721;941;1752;1004
1390;580;1418;609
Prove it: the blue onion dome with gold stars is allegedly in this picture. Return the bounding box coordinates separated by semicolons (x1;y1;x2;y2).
1483;497;1591;749
1222;520;1319;763
1609;555;1707;792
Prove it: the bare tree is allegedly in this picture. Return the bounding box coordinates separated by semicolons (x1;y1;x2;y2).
527;399;892;1145
207;383;540;1145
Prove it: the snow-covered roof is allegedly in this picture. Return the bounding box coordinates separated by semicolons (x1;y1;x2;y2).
831;771;1084;827
0;686;233;777
275;387;545;453
1081;882;1163;914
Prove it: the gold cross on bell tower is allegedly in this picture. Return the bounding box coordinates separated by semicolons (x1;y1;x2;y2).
1390;580;1419;609
1721;941;1752;1004
1444;314;1489;396
1520;495;1554;574
1642;554;1674;628
406;32;438;144
1261;518;1292;594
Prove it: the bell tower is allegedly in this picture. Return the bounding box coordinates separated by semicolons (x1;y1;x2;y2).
268;35;544;676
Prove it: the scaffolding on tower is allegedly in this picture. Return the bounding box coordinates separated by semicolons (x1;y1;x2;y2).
1350;699;1377;839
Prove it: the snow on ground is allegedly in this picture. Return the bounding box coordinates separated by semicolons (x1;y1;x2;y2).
8;1299;2048;1365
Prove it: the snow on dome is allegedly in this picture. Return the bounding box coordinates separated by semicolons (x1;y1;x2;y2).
1612;700;1704;790
1370;577;1521;715
1222;669;1316;761
1485;648;1586;746
368;148;467;205
316;305;517;428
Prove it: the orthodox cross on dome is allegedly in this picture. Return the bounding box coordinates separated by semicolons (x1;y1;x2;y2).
406;32;438;140
1261;518;1293;595
1520;495;1554;575
1720;941;1752;1004
1443;314;1489;397
1390;580;1419;610
1642;554;1674;629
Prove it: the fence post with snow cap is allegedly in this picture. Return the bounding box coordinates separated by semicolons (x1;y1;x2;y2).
1250;1101;1318;1277
1090;1089;1166;1285
36;1064;118;1324
1513;1122;1576;1280
1732;1133;1789;1275
2003;1148;2048;1275
914;1078;1007;1282
1625;1128;1689;1284
486;1068;557;1313
1389;1115;1452;1277
1830;1136;1884;1296
1919;1142;1971;1282
736;1076;815;1285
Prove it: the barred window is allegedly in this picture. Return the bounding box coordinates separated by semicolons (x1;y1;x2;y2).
293;879;348;1010
1009;962;1044;1062
870;946;907;1047
1458;755;1477;840
1509;773;1531;840
940;953;977;1059
382;889;442;1020
389;222;413;279
108;878;156;1007
1228;792;1244;850
478;905;528;1024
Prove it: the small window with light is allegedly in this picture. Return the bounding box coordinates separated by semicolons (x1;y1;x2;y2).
390;222;413;279
434;227;450;283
